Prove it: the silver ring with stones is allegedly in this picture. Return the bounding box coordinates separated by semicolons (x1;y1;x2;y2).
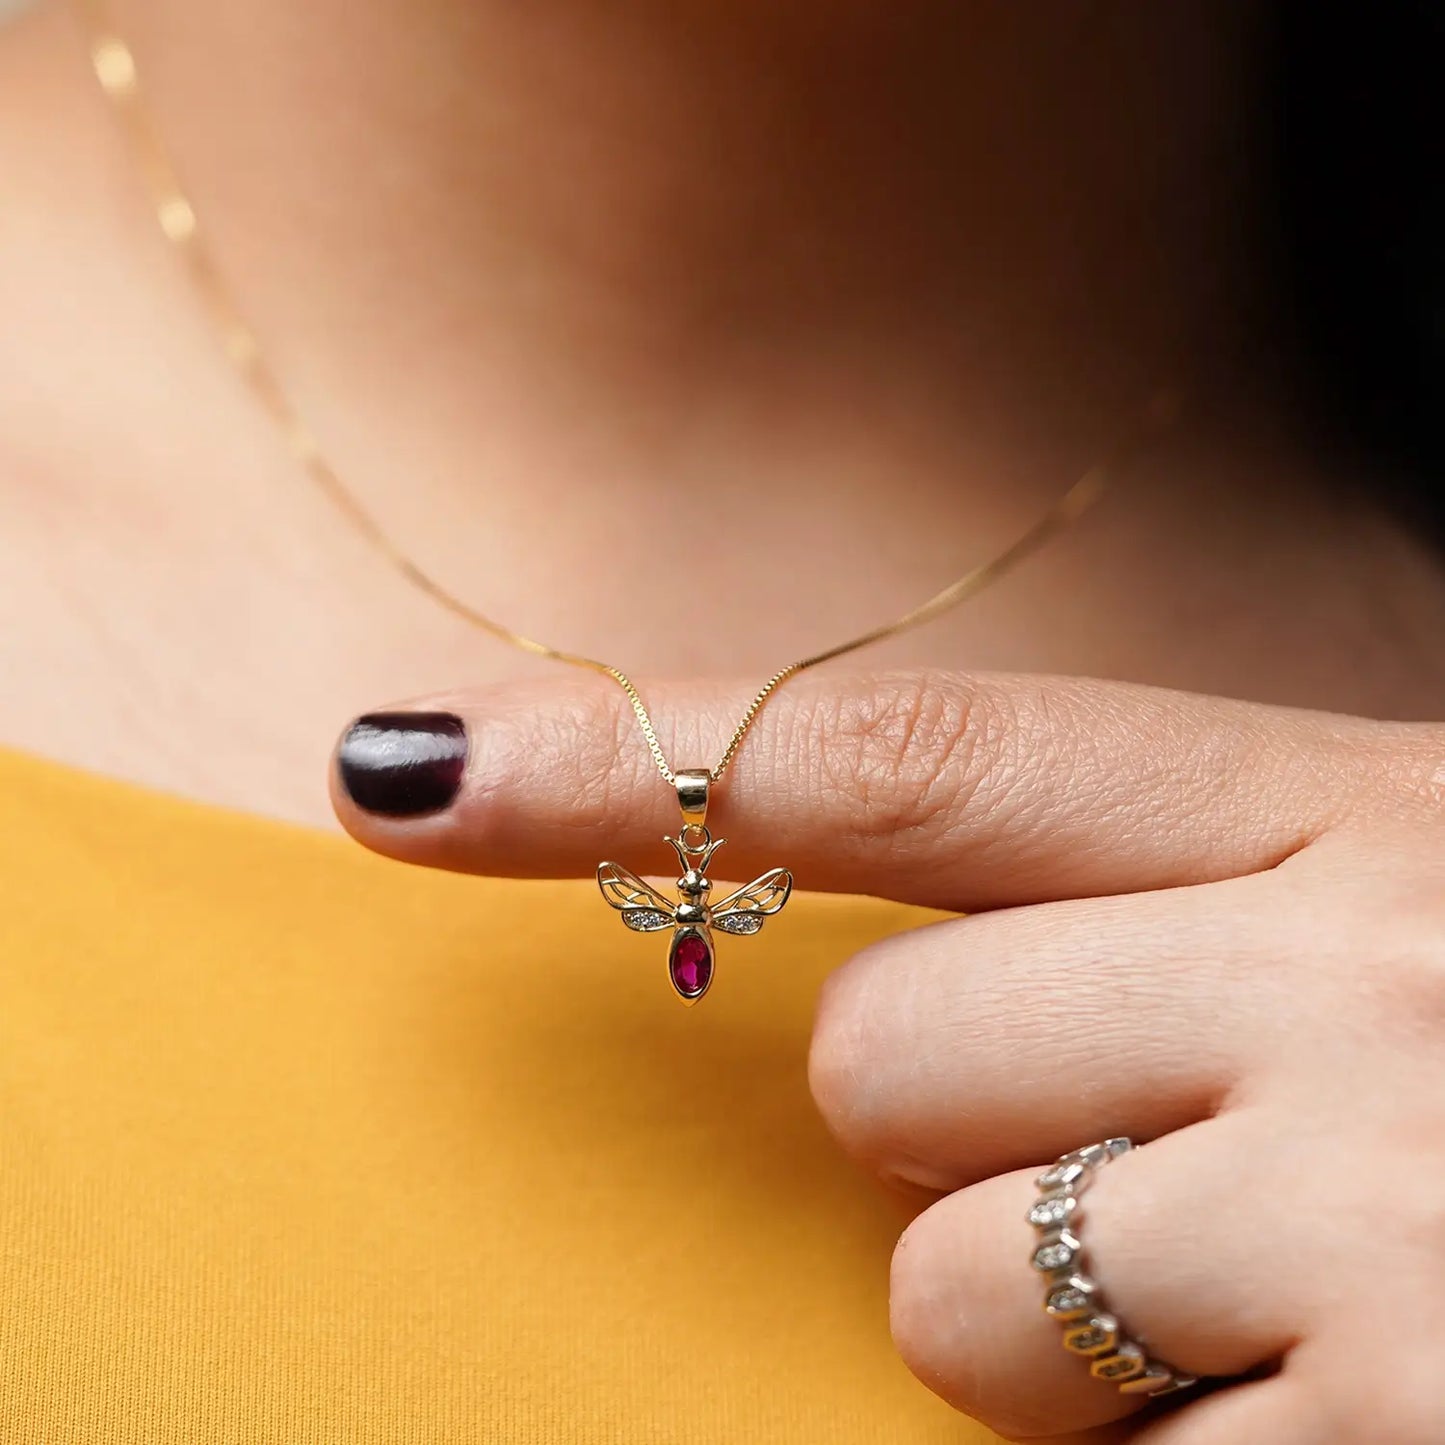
1029;1137;1199;1398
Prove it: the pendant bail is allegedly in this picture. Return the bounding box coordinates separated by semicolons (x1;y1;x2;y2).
675;768;711;838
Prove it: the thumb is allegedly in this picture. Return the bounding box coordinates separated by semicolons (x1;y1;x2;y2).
330;669;1435;911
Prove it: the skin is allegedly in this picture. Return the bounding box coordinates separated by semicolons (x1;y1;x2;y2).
3;1;1445;1440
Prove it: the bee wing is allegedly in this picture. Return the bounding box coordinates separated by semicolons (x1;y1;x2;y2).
710;867;793;934
597;861;677;932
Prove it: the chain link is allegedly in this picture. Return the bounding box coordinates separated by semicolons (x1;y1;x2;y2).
77;2;1170;789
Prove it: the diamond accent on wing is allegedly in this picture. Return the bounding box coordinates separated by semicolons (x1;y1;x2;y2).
714;912;764;935
623;909;672;932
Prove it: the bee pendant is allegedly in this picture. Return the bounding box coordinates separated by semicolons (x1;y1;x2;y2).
597;828;792;1005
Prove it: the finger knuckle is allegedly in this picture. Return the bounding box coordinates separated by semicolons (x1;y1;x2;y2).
809;672;1011;861
1337;865;1445;1037
890;1214;1048;1435
888;1222;968;1404
810;929;985;1190
1368;941;1445;1039
1389;1157;1445;1274
807;945;900;1164
1278;831;1445;1039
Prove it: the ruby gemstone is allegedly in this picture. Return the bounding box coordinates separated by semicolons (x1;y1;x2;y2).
670;933;712;999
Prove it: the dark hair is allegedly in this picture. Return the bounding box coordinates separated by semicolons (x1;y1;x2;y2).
1270;1;1444;534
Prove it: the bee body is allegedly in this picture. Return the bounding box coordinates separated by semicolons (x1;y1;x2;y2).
598;832;793;1004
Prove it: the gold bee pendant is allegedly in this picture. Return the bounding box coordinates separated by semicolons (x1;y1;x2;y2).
597;768;792;1004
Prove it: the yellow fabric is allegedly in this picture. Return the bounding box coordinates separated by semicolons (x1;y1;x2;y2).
0;747;993;1444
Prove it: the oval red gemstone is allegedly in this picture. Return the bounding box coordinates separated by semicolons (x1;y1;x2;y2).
670;932;712;999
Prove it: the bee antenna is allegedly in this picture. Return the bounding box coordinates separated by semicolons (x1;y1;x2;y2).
665;833;727;872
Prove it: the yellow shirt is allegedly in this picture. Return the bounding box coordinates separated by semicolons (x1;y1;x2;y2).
0;748;993;1444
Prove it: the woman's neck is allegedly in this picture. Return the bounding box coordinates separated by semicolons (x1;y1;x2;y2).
100;0;1261;476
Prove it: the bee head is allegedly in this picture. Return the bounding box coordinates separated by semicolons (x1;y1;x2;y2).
678;869;711;898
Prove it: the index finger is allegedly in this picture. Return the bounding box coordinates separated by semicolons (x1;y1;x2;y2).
330;670;1438;910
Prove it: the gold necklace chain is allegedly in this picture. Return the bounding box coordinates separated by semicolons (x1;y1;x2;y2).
78;2;1162;787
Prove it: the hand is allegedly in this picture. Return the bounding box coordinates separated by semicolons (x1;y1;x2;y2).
334;670;1445;1445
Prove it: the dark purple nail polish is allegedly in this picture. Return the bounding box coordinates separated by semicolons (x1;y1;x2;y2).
337;712;468;817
